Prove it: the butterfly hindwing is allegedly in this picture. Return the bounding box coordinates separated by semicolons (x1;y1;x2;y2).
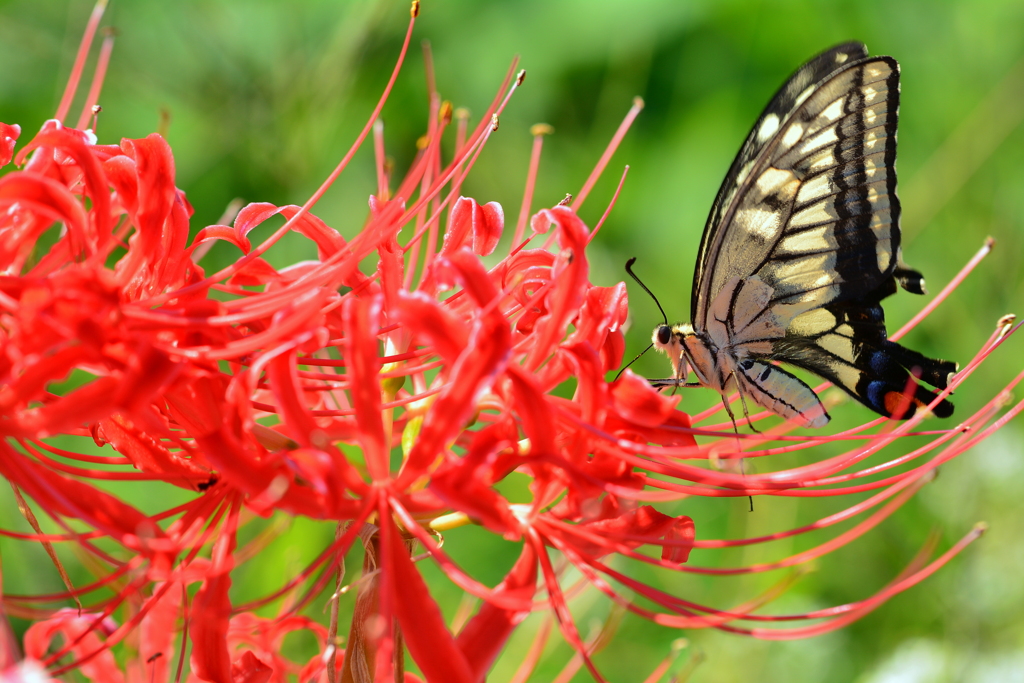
776;297;956;419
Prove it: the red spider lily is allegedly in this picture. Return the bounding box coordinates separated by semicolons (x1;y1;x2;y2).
1;2;1022;682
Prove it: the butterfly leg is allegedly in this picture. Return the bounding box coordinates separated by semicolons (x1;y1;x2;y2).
726;371;759;510
741;401;763;433
731;372;763;434
718;391;740;433
717;393;755;512
649;379;704;389
740;458;754;512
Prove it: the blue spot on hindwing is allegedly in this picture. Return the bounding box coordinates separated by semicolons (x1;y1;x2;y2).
865;380;888;412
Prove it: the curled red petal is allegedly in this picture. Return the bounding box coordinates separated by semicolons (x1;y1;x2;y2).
230;651;273;683
126;134;177;241
430;463;520;537
392;290;468;364
559;341;607;425
475;201;504;256
0;171;89;267
662;516;695;564
191;224;252;255
103;154;138;214
115;134;191;295
237;203;347;258
445;247;501;307
506;366;557;457
378;233;404;311
526;207;590;370
23;610;125;683
139;585;181;683
440;196;476;256
441;197;505;257
232;202;283;241
572;283;628;372
0;122;20;166
570;505;680;561
225;256;281;286
27;126;112;250
267;349;322;449
164;373;229;438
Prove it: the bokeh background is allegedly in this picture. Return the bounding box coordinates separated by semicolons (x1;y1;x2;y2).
1;1;1023;681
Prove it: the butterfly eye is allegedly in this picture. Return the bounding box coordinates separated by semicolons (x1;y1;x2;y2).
656;325;672;346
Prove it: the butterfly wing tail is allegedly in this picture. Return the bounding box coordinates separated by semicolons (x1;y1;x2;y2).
861;340;956;418
876;338;958;389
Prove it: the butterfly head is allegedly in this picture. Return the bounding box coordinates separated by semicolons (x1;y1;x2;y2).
652;322;700;384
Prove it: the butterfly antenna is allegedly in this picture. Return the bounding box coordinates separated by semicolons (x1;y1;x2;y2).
625;257;668;326
613;342;654;382
614;257;668;383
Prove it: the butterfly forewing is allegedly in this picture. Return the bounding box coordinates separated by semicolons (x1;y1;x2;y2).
694;49;902;329
692;42;871;324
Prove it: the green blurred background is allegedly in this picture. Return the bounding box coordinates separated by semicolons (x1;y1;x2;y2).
1;1;1023;681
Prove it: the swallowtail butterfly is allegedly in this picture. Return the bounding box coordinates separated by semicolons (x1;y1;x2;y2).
650;42;956;428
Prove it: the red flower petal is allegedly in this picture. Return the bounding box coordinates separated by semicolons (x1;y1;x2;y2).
0;171;89;268
342;294;387;481
25;126;113;251
189;518;238;683
476;201;504;256
191;224;253;255
117;135;186;293
570;505;682;561
524;207;590;371
23;610;125;683
378;233;404;310
393;290;469;364
95;415;211;488
0;440;167;548
572;283;628;372
225;256;282;286
455;544;538;679
430;461;521;537
610;370;682;428
232;202;348;261
400;250;510;481
139;584;181;683
506;366;557;457
381;514;474;683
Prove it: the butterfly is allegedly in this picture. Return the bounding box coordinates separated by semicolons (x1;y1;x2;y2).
648;42;957;428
